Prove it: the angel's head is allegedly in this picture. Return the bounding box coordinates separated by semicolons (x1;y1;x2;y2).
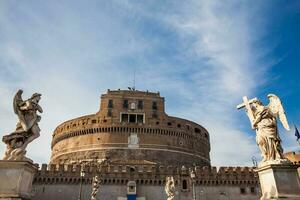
31;93;42;103
252;99;263;110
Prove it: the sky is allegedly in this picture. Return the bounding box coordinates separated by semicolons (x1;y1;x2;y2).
0;0;300;167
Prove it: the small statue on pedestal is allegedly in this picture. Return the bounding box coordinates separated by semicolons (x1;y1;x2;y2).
237;94;290;166
2;89;42;161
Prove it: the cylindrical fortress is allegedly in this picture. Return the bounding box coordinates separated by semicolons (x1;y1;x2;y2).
50;89;211;166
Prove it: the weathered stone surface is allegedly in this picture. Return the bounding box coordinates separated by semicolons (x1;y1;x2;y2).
0;161;37;200
256;164;300;200
50;89;210;166
31;164;260;200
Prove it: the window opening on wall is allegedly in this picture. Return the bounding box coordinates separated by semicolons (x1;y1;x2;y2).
137;114;144;123
123;100;128;109
152;101;157;110
240;188;246;194
195;128;201;133
107;109;112;117
186;124;190;130
108;99;113;108
121;113;145;124
182;180;188;190
121;114;129;123
138;100;143;109
129;114;136;123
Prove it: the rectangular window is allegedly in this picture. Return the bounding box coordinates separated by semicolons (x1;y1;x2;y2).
240;188;246;194
107;109;112;117
108;99;113;108
137;114;144;123
123;100;128;109
121;113;129;123
138;100;143;109
129;114;136;123
120;113;145;124
152;101;157;110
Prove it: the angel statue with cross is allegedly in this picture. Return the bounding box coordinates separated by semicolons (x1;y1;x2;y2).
237;94;290;166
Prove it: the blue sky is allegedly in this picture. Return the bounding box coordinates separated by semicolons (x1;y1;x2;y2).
0;1;299;166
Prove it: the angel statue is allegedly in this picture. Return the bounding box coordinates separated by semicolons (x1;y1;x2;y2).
165;176;176;200
237;94;290;166
2;89;42;161
91;175;101;200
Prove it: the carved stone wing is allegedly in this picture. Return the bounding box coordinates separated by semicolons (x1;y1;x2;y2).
13;89;23;114
267;94;290;131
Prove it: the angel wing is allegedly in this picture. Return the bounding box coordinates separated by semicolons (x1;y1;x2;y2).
267;94;290;131
13;89;23;114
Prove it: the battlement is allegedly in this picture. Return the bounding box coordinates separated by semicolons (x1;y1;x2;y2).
34;164;258;186
284;151;300;164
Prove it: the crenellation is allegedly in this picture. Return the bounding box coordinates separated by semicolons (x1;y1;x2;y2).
33;163;259;187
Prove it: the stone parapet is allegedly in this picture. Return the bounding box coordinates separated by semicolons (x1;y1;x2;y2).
33;164;258;187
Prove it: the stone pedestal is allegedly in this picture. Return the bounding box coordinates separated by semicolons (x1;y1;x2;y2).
256;164;300;200
0;161;38;200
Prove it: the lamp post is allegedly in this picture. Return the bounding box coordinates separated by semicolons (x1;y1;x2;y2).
78;165;86;200
190;169;196;200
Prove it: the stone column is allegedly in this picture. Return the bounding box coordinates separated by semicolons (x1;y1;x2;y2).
256;164;300;200
0;161;38;200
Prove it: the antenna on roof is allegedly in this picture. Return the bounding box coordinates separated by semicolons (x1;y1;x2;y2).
128;67;136;91
133;67;136;91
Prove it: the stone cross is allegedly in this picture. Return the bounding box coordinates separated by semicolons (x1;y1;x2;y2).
236;96;258;126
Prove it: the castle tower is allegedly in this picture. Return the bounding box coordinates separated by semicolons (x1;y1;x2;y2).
50;89;211;166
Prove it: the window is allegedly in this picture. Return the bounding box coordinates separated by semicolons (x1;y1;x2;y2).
123;100;128;109
167;122;172;126
138;100;143;109
240;188;246;194
129;114;136;123
91;120;97;124
152;101;157;110
121;114;129;123
108;99;113;108
186;125;190;130
195;128;201;133
250;187;255;194
121;113;144;124
182;180;188;190
137;114;144;123
107;109;112;117
177;124;181;128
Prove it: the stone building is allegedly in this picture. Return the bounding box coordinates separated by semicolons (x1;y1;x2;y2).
32;89;260;200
